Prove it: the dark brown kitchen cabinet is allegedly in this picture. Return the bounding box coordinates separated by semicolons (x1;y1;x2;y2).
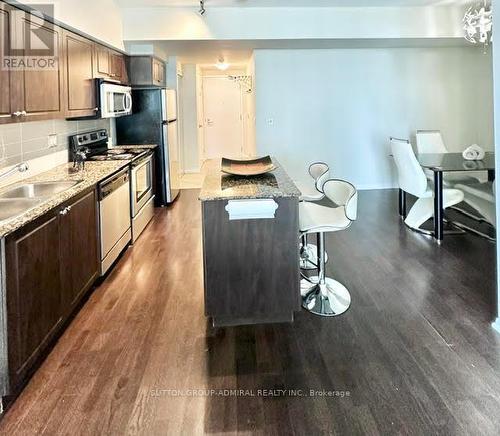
152;58;165;86
64;31;97;118
128;56;166;87
0;4;65;124
110;52;128;84
59;190;99;316
13;14;66;123
5;212;63;387
4;188;99;391
95;44;111;77
0;3;16;124
94;45;128;84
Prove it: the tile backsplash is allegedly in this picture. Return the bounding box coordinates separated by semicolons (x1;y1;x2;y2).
0;118;111;170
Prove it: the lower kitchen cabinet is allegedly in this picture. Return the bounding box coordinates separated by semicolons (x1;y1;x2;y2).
4;189;99;392
59;190;99;316
5;213;63;386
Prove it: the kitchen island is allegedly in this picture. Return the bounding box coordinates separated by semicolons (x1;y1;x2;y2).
199;158;301;327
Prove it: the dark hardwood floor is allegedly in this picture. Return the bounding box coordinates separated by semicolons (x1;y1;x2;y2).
0;189;499;435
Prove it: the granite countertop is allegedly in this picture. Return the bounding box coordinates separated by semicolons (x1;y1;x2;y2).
0;160;130;239
199;157;300;201
114;144;158;150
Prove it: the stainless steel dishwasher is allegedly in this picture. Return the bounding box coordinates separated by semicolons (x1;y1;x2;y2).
98;168;132;275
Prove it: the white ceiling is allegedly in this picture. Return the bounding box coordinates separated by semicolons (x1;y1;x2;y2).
116;0;473;8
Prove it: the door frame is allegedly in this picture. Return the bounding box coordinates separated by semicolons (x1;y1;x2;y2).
199;74;245;161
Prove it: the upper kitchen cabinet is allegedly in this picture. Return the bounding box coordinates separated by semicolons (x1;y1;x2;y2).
128;56;166;87
64;31;97;118
14;14;66;123
0;4;15;124
0;5;65;124
94;44;129;84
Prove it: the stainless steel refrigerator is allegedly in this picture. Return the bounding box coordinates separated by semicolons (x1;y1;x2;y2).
116;88;180;205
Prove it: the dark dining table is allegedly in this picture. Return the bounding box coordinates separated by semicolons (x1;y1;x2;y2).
407;152;495;242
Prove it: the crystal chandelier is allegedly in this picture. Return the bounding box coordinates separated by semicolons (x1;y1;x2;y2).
463;1;492;49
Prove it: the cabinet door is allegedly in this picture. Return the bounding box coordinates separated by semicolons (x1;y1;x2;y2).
110;52;128;84
0;4;17;124
152;58;165;86
95;44;110;78
60;190;99;314
64;31;97;118
5;213;63;385
14;14;65;122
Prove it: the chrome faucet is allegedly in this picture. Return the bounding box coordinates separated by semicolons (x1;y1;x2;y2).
0;162;29;182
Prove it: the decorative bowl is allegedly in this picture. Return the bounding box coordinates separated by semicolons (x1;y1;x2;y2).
221;156;276;177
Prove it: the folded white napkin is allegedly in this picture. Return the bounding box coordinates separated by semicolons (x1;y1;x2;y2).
462;144;486;161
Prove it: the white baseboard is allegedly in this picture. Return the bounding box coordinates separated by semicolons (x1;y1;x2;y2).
493;319;500;335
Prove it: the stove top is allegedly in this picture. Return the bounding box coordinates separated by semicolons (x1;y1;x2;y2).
69;129;150;163
88;149;145;161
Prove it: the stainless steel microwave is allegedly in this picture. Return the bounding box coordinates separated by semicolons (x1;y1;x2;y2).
99;82;132;118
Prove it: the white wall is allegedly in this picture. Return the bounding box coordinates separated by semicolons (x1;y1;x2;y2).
121;6;465;42
180;64;200;173
254;47;494;189
22;0;124;49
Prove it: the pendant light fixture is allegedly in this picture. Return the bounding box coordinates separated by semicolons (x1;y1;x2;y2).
463;0;492;50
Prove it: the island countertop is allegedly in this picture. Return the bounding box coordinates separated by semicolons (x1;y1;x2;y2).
199;157;301;201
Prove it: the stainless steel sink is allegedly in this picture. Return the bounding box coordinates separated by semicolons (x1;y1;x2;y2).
0;181;81;199
0;198;42;222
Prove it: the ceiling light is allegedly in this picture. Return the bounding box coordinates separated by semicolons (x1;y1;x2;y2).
215;58;230;71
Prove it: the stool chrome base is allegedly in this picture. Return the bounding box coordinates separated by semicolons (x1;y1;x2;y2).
300;276;351;317
300;244;328;270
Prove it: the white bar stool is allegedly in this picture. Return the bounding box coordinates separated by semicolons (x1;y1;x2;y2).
299;179;358;317
295;162;330;270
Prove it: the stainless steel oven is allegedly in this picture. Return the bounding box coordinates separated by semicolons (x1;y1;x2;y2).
131;152;155;242
100;82;132;118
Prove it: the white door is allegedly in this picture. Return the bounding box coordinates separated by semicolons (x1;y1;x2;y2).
202;77;243;160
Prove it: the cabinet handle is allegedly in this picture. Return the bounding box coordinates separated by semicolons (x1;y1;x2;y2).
94;107;99;112
59;206;71;216
12;111;22;117
21;111;27;116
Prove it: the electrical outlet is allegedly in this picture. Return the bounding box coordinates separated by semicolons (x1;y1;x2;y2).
266;118;274;126
47;134;58;149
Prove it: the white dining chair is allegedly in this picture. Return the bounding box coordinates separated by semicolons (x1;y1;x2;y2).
296;162;330;270
299;179;357;317
454;182;496;235
390;137;464;233
415;130;480;185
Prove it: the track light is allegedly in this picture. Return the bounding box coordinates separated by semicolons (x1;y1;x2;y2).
199;0;206;15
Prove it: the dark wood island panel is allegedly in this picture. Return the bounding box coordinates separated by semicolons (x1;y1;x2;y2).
200;158;301;327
